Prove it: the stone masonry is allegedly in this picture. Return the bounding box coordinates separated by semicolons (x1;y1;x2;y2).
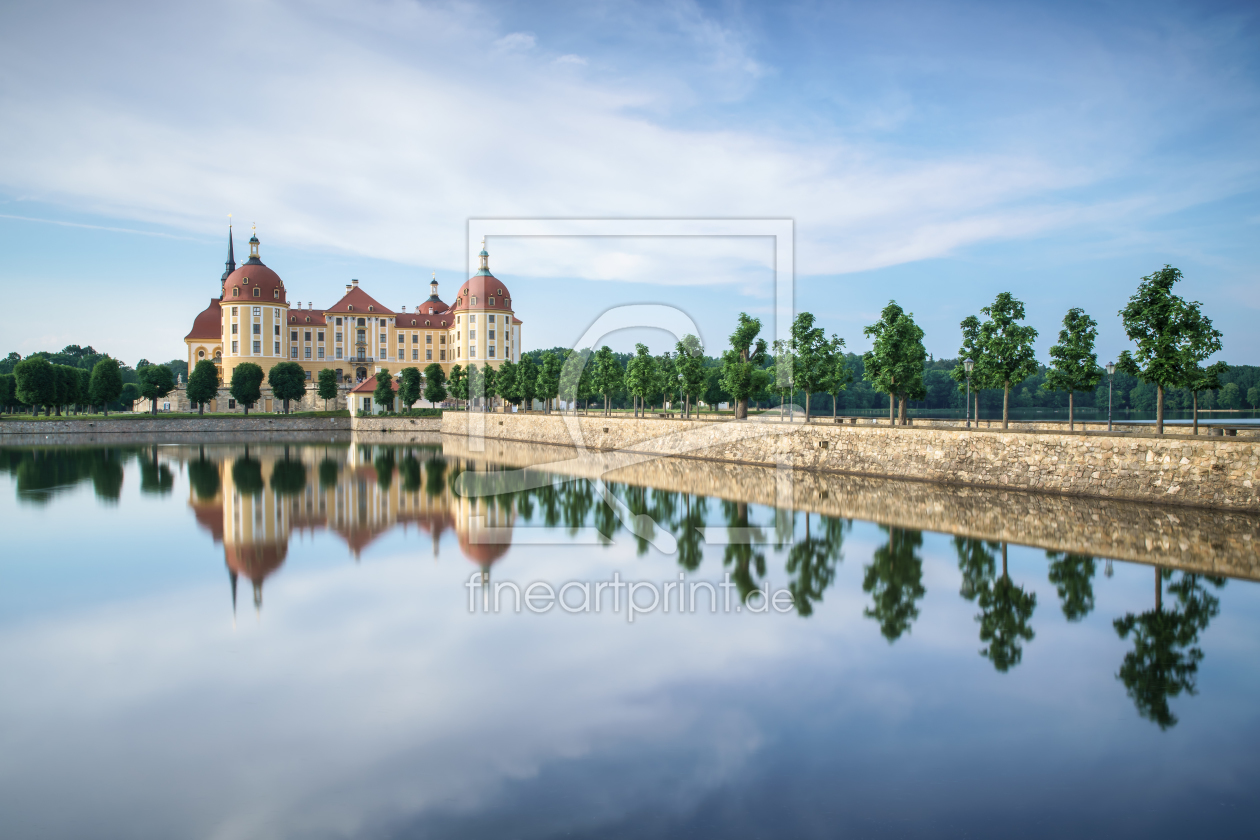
443;412;1260;511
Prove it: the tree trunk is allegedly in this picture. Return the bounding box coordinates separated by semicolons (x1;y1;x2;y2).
1001;542;1008;579
1156;385;1165;434
833;395;837;422
804;390;810;423
1002;381;1010;429
243;403;249;416
1155;566;1162;612
1068;392;1074;432
889;392;895;426
736;397;748;420
1192;392;1199;435
199;403;205;416
55;404;61;416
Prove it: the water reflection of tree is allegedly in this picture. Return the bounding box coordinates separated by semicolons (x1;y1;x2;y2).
863;526;925;641
187;449;220;501
231;454;264;496
1114;568;1225;730
139;446;174;496
1;447;133;503
954;539;1036;671
1046;551;1097;621
722;500;766;602
270;457;307;497
675;493;708;572
787;513;847;616
318;457;340;490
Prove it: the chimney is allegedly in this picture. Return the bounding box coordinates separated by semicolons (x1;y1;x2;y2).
351;279;359;287
308;302;312;309
401;305;406;312
346;284;352;292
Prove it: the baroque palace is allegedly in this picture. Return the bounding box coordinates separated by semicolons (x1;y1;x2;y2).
169;226;523;412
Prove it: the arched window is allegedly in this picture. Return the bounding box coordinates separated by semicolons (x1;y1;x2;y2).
348;305;354;311
273;289;279;299
368;306;374;312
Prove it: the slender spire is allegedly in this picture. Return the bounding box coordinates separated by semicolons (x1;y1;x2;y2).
220;219;237;295
428;270;441;301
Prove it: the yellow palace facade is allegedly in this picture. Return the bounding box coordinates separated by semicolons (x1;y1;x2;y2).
176;228;523;411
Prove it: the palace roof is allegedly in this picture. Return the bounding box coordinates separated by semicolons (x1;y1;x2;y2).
325;285;393;315
185;299;222;341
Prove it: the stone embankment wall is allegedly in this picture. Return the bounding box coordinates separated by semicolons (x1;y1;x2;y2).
443;412;1260;511
442;435;1260;581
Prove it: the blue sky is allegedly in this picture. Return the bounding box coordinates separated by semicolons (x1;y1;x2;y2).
0;0;1257;364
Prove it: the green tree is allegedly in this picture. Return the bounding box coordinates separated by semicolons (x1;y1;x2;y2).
0;373;15;414
55;365;80;416
1177;299;1226;434
675;335;706;419
120;382;140;410
138;363;176;414
186;359;219;416
1248;386;1260;410
423;362;448;405
537;351;562;413
862;527;926;641
268;361;307;413
1046;552;1097;622
969;292;1039;429
823;335;851;421
398;367;422;411
373;368;395;413
229;362;264;415
316;368;339;411
517;355;538;413
863;301;926;425
482;363;499;412
1117;266;1216;434
89;357;123;416
721;313;767;420
1042;308;1102;431
448;364;467;410
790;312;830;423
76;368;91;413
625;343;657;417
492;360;514;409
592;345;624;417
15;356;57;415
1218;382;1240;411
1114;570;1224;729
465;364;482;411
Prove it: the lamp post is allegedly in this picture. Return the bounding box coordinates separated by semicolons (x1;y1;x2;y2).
963;358;975;429
1106;361;1116;432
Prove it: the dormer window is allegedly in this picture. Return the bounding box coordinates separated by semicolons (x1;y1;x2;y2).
368;306;374;311
425;320;430;326
472;296;477;305
489;298;495;306
273;289;279;299
348;305;354;311
233;288;239;297
243;277;249;284
253;288;260;297
498;289;502;295
305;317;310;323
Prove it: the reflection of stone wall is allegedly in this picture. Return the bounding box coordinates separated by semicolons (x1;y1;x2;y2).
0;416;352;436
350;417;443;434
441;435;1260;582
442;413;1260;510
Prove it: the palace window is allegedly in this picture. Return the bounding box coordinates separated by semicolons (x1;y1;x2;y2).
395;349;402;360
232;341;239;354
233;288;239;297
426;349;432;360
198;350;204;358
411;334;418;343
274;324;280;335
336;348;343;359
305;371;312;380
440;335;445;344
470;314;476;323
489;298;495;306
469;345;476;358
469;330;476;340
273;289;279;299
456;315;460;324
379;333;386;344
335;332;342;342
291;347;298;358
252;340;261;353
489;346;496;358
232;323;239;335
317;331;324;342
274;341;280;355
358;318;365;327
253;307;261;316
336;317;342;325
231;307;237;315
291;331;298;341
472;296;477;305
253;288;260;297
252;323;261;335
457;347;461;358
318;348;325;360
488;315;495;323
412;349;418;360
440;350;445;360
368;306;374;312
304;331;311;341
425;320;431;326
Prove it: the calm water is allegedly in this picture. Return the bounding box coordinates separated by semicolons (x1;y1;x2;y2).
1;439;1258;839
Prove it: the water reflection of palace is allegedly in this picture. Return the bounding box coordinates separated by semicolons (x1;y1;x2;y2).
186;445;515;613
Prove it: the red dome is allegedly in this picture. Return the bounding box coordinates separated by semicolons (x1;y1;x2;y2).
449;273;511;311
223;263;286;304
